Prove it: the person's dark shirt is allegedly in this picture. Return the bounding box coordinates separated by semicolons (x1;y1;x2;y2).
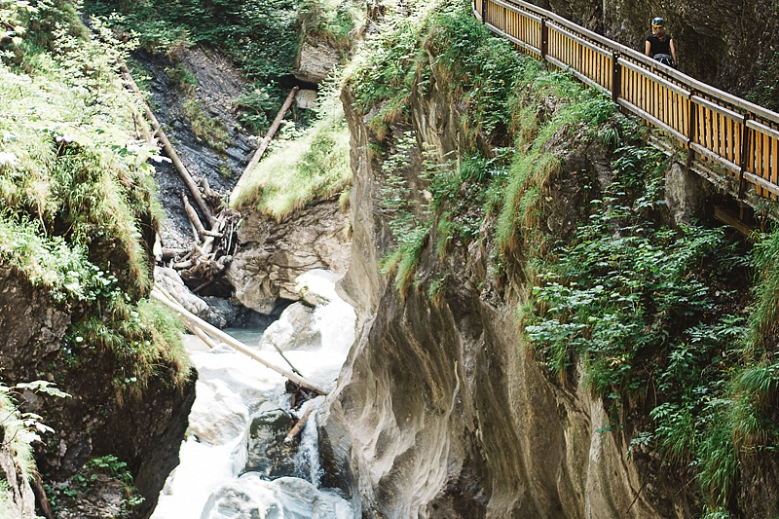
646;34;672;57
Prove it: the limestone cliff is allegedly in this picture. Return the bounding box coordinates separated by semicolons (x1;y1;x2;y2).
0;264;195;518
323;66;689;519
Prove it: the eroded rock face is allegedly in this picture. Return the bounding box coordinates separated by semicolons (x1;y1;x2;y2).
323;64;687;519
0;267;195;519
225;201;351;313
137;46;254;248
527;0;778;103
0;267;70;374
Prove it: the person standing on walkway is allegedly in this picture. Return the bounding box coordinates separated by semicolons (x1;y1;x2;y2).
645;17;677;68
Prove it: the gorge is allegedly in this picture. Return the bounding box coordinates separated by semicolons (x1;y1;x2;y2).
1;0;779;518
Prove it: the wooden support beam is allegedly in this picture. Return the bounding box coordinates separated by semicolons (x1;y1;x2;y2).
712;205;756;238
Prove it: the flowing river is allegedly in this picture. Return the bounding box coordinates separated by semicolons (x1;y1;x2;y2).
151;270;356;519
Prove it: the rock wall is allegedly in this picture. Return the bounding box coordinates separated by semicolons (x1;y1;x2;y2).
323;65;689;518
226;200;351;313
526;0;778;103
0;266;195;519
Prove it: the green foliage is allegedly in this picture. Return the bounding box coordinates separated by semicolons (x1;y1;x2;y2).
749;227;779;348
347;4;431;130
67;298;189;401
299;0;364;50
0;380;70;492
0;388;37;483
49;454;144;518
375;131;429;295
521;143;770;508
233;77;352;219
234;84;284;134
164;61;196;93
747;50;779;112
182;99;229;152
425;5;526;138
0;0;189;400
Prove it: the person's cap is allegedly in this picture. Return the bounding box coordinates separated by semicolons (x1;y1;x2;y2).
652;17;665;28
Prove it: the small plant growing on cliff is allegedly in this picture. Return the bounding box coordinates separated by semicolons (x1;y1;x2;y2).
183;99;230;152
0;381;70;485
50;455;144;518
164;62;197;94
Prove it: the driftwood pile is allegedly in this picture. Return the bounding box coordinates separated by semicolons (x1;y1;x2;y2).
121;65;255;291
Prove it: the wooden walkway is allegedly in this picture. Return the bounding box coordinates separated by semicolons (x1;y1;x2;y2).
473;0;779;203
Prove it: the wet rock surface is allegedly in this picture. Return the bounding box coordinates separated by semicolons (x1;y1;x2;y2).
154;267;266;328
135;46;255;248
244;405;299;479
153;272;356;519
259;302;321;352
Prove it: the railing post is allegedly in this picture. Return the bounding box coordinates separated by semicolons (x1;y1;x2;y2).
611;52;620;103
540;19;548;61
738;115;751;201
686;92;698;168
481;0;487;24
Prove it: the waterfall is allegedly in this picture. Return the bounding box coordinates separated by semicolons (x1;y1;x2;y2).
151;270;355;519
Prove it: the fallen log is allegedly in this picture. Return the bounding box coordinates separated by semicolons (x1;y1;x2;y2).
120;65;215;227
191;324;219;349
182;193;206;245
151;286;328;394
230;86;299;206
198;229;223;238
284;406;314;444
161;247;189;260
31;473;54;519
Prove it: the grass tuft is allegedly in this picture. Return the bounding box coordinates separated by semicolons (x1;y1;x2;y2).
233;80;352;219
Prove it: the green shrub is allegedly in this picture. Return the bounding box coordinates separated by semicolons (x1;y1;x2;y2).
0;0;189;399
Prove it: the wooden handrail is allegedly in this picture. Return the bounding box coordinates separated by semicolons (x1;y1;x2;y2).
472;0;779;202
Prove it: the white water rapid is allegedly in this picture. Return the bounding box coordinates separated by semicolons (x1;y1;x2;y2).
151;270;356;519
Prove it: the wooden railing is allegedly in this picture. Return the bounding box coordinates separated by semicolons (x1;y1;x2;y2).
473;0;779;201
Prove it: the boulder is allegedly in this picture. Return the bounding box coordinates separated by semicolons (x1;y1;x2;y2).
296;89;318;110
243;404;298;479
225;201;350;314
258;302;322;352
155;267;230;327
294;41;340;84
